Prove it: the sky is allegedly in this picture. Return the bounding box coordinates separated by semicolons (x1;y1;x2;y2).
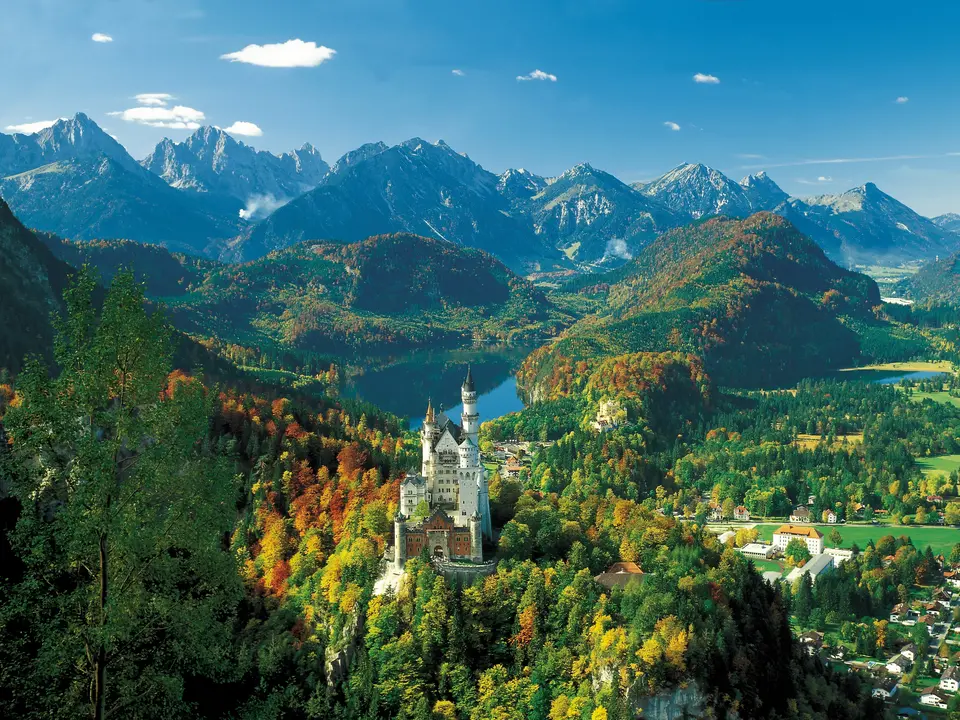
3;0;960;216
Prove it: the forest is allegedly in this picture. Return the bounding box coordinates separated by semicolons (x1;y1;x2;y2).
0;271;894;719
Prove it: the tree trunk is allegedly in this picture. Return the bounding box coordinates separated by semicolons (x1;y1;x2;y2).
93;532;107;720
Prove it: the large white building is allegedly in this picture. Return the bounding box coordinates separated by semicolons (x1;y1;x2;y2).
394;369;493;568
773;525;824;555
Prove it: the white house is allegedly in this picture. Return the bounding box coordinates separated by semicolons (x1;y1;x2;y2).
900;643;920;663
889;603;909;623
826;511;838;524
920;690;949;709
825;547;854;564
773;525;824;555
871;677;898;700
739;543;776;559
734;505;750;522
885;655;912;675
789;506;811;523
940;665;959;692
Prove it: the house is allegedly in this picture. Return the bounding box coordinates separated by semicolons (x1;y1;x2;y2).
825;511;838;524
761;570;784;585
920;690;949;709
773;525;825;555
739;543;776;559
900;643;920;663
871;676;898;700
825;547;854;564
940;665;960;692
785;553;834;585
503;456;523;478
886;655;912;675
708;505;723;522
945;570;960;589
789;506;811;523
918;615;938;636
927;495;944;505
798;631;823;656
593;561;645;590
734;505;750;522
932;587;952;606
889;603;910;623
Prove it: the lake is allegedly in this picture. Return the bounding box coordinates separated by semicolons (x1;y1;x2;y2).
342;345;531;426
836;369;946;385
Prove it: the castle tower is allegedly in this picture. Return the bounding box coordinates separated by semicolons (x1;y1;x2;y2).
477;472;493;540
460;367;479;448
421;399;437;478
394;512;406;569
469;512;483;563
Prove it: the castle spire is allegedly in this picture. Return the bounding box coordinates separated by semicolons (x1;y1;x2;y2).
462;365;475;393
425;398;435;423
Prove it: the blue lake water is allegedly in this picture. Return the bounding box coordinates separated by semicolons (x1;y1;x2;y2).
835;369;947;385
343;345;530;426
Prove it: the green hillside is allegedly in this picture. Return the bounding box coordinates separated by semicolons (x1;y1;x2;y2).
522;213;927;394
168;232;576;358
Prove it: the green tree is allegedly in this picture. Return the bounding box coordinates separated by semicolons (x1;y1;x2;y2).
793;574;814;626
784;538;812;567
1;271;240;719
829;528;843;547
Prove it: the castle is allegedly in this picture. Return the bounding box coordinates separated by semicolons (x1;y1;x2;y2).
394;368;492;567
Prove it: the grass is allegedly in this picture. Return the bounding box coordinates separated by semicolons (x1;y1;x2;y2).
752;523;960;556
912;391;960;409
796;432;864;451
838;361;955;374
917;455;960;477
751;558;785;576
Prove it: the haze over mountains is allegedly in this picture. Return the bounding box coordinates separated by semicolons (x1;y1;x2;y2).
1;113;957;272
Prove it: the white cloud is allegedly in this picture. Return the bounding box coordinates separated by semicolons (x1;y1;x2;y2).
895;96;909;104
452;69;465;76
737;153;765;159
742;153;949;170
4;118;67;134
135;93;174;106
517;69;557;82
693;73;720;84
796;176;837;186
108;105;205;129
239;193;288;220
91;33;113;43
220;39;336;68
224;121;263;137
663;121;681;131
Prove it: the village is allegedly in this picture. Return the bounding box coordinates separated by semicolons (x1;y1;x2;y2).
698;497;960;716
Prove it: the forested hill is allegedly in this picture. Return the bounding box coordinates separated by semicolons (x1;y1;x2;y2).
896;250;960;304
0;198;72;372
167;232;576;356
37;234;218;298
523;213;923;393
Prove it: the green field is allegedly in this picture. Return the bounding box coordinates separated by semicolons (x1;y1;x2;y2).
917;454;960;477
753;523;960;555
912;391;960;409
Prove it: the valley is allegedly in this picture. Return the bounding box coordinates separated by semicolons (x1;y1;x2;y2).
2;115;960;720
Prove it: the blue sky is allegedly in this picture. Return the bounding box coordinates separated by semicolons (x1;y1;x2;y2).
3;0;959;215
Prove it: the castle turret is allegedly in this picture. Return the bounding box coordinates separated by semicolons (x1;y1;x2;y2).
469;512;483;563
460;367;479;447
421;399;437;477
394;512;406;569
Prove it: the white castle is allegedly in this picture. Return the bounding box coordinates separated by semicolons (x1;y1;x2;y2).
395;368;493;566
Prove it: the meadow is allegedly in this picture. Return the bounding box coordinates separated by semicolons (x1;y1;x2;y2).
917;454;960;477
752;523;960;556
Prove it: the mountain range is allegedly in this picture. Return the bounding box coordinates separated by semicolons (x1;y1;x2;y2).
140;126;329;219
0;113;957;273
